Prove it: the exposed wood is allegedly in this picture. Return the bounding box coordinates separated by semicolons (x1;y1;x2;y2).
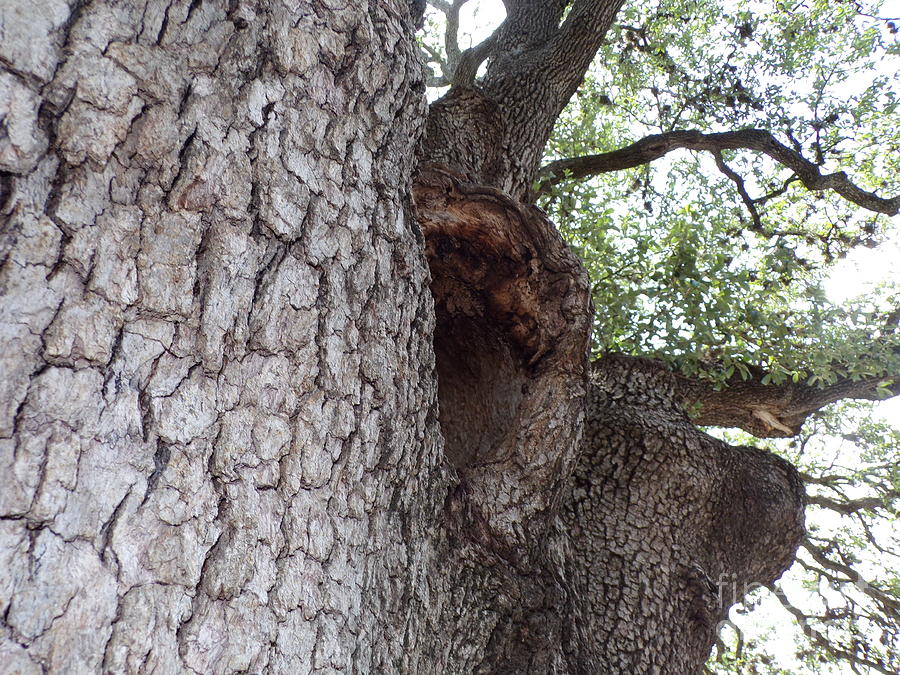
414;163;591;524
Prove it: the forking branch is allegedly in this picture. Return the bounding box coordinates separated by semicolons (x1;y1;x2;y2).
537;128;900;217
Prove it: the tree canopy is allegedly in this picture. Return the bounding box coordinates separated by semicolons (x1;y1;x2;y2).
422;0;899;671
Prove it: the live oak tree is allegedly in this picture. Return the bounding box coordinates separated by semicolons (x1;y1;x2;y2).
0;1;897;675
424;1;900;672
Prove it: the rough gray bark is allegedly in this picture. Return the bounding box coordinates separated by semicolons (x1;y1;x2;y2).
2;1;808;673
1;1;449;672
566;356;805;672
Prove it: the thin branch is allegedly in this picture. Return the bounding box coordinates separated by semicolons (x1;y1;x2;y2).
805;494;891;516
538;129;900;217
801;471;855;486
802;539;900;612
854;512;900;558
757;174;801;206
429;0;502;86
714;619;744;662
793;464;894;487
712;149;763;230
768;583;898;675
427;73;451;88
421;40;450;79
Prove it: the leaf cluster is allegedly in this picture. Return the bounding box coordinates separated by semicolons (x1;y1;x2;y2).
542;0;900;387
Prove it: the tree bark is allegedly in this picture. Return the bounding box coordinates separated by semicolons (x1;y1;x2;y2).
1;1;449;671
1;1;807;673
565;356;805;672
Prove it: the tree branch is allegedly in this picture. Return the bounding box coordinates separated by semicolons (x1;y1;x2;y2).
712;149;763;230
768;583;898;675
421;39;451;79
545;0;626;98
538;129;900;217
806;494;891;516
802;538;900;613
673;365;898;437
443;0;467;74
424;0;627;198
452;31;501;85
714;619;744;663
426;0;501;87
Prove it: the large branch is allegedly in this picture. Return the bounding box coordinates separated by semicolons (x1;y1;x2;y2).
452;31;501;85
538;129;900;216
488;0;626;109
672;365;898;437
553;0;626;77
424;0;626;199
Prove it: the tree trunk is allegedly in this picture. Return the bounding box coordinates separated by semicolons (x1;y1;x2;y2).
565;356;804;672
1;1;449;671
1;2;804;673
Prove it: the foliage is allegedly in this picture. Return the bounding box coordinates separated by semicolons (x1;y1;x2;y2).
541;0;900;387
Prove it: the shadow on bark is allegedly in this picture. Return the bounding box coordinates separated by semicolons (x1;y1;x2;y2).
413;163;591;482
